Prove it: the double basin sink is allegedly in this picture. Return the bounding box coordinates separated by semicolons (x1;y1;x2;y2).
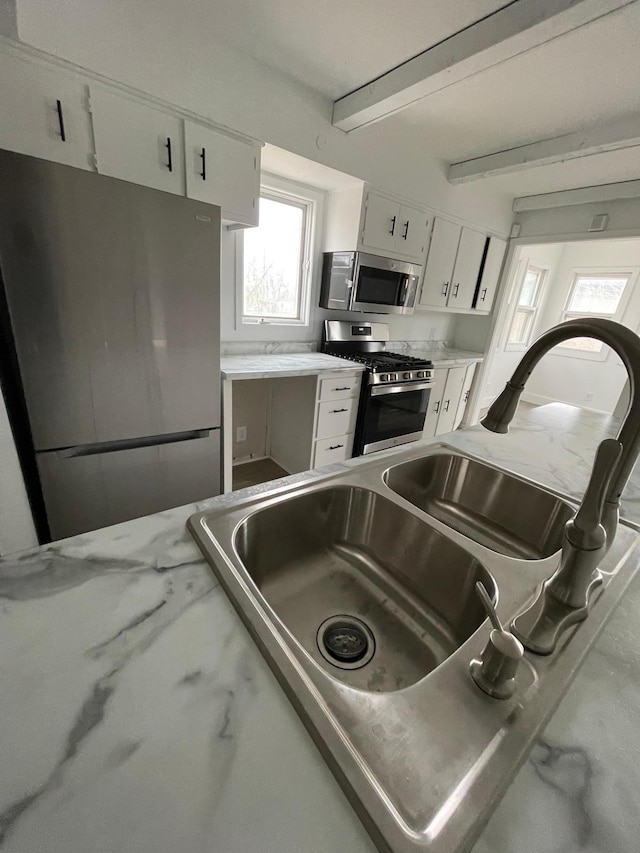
189;444;640;852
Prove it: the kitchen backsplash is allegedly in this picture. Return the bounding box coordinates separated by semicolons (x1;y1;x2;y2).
221;340;451;356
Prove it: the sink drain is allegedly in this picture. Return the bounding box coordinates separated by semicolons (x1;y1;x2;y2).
316;615;375;670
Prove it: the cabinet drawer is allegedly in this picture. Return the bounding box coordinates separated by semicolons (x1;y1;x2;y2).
319;374;361;402
314;434;353;468
316;398;358;439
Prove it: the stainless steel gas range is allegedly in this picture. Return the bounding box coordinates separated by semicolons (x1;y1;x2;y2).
322;321;433;456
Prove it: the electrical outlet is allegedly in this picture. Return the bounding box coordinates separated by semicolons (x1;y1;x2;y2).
236;426;247;442
585;392;594;402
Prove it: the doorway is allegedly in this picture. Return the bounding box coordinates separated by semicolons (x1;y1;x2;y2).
478;237;640;418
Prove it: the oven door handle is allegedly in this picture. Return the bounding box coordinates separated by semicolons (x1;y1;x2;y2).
371;381;432;396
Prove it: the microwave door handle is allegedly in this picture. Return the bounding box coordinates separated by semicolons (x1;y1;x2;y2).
400;277;409;304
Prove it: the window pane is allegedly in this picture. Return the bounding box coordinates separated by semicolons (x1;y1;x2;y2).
560;313;604;352
519;270;540;308
567;276;628;315
508;308;533;344
243;197;304;319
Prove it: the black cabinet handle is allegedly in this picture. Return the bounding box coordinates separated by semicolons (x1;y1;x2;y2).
200;146;206;180
480;288;487;301
453;283;460;297
443;400;450;412
331;408;348;413
328;444;344;450
434;401;441;414
389;216;396;236
333;386;350;391
56;99;66;142
402;220;409;240
165;137;173;172
442;282;449;297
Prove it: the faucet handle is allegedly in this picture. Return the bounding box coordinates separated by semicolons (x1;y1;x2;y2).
570;438;623;550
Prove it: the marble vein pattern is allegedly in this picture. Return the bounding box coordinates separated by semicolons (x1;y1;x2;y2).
221;352;365;380
1;402;640;853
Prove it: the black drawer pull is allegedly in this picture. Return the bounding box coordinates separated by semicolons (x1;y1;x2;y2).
56;99;66;141
402;220;409;240
328;444;344;450
389;216;396;236
333;386;351;391
331;408;348;413
165;137;173;172
200;146;206;180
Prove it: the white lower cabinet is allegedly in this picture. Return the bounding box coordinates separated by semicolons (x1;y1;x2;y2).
423;363;478;438
312;370;362;469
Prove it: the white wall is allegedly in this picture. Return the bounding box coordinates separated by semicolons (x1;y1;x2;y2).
525;239;640;413
0;389;37;554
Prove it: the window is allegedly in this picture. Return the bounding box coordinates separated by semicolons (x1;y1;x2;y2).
240;190;314;325
558;272;632;356
506;264;547;350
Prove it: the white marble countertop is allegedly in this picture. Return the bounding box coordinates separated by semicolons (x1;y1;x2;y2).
407;347;485;366
221;352;365;380
1;403;639;853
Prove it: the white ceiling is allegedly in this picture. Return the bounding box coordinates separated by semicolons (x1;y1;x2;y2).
207;0;510;99
204;0;640;198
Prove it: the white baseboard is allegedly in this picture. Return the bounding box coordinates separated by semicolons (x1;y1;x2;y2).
520;391;611;415
232;454;269;467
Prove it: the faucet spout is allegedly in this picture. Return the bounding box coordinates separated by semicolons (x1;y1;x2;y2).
482;318;640;547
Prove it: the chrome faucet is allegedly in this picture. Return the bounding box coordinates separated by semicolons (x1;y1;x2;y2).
481;318;640;654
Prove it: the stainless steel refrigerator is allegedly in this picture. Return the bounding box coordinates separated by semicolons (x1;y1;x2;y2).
0;149;221;540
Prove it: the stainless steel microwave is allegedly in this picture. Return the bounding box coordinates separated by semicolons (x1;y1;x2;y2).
319;252;421;315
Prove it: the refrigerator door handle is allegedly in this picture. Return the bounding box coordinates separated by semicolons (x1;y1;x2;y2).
57;429;213;458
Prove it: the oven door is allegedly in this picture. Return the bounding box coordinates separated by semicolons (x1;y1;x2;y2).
351;253;419;315
356;381;431;455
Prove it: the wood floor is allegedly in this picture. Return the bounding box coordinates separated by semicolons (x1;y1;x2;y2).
232;457;289;491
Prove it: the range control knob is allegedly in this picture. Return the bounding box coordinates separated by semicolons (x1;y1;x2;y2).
403;371;412;380
389;373;398;382
417;370;427;379
379;373;389;382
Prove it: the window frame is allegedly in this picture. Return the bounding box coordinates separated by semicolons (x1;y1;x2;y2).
505;262;549;352
236;179;318;327
554;267;635;362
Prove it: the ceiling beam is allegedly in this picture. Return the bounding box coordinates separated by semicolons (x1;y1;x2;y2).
513;179;640;211
332;0;635;132
448;115;640;184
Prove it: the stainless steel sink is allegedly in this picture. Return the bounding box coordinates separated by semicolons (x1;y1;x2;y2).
188;442;640;853
235;485;496;692
384;452;574;559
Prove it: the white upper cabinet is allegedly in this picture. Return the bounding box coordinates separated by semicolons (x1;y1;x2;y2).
324;186;429;265
419;217;495;313
475;236;507;312
90;87;186;196
419;218;461;308
184;121;260;226
360;192;400;255
0;53;94;170
449;227;487;310
398;203;429;259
